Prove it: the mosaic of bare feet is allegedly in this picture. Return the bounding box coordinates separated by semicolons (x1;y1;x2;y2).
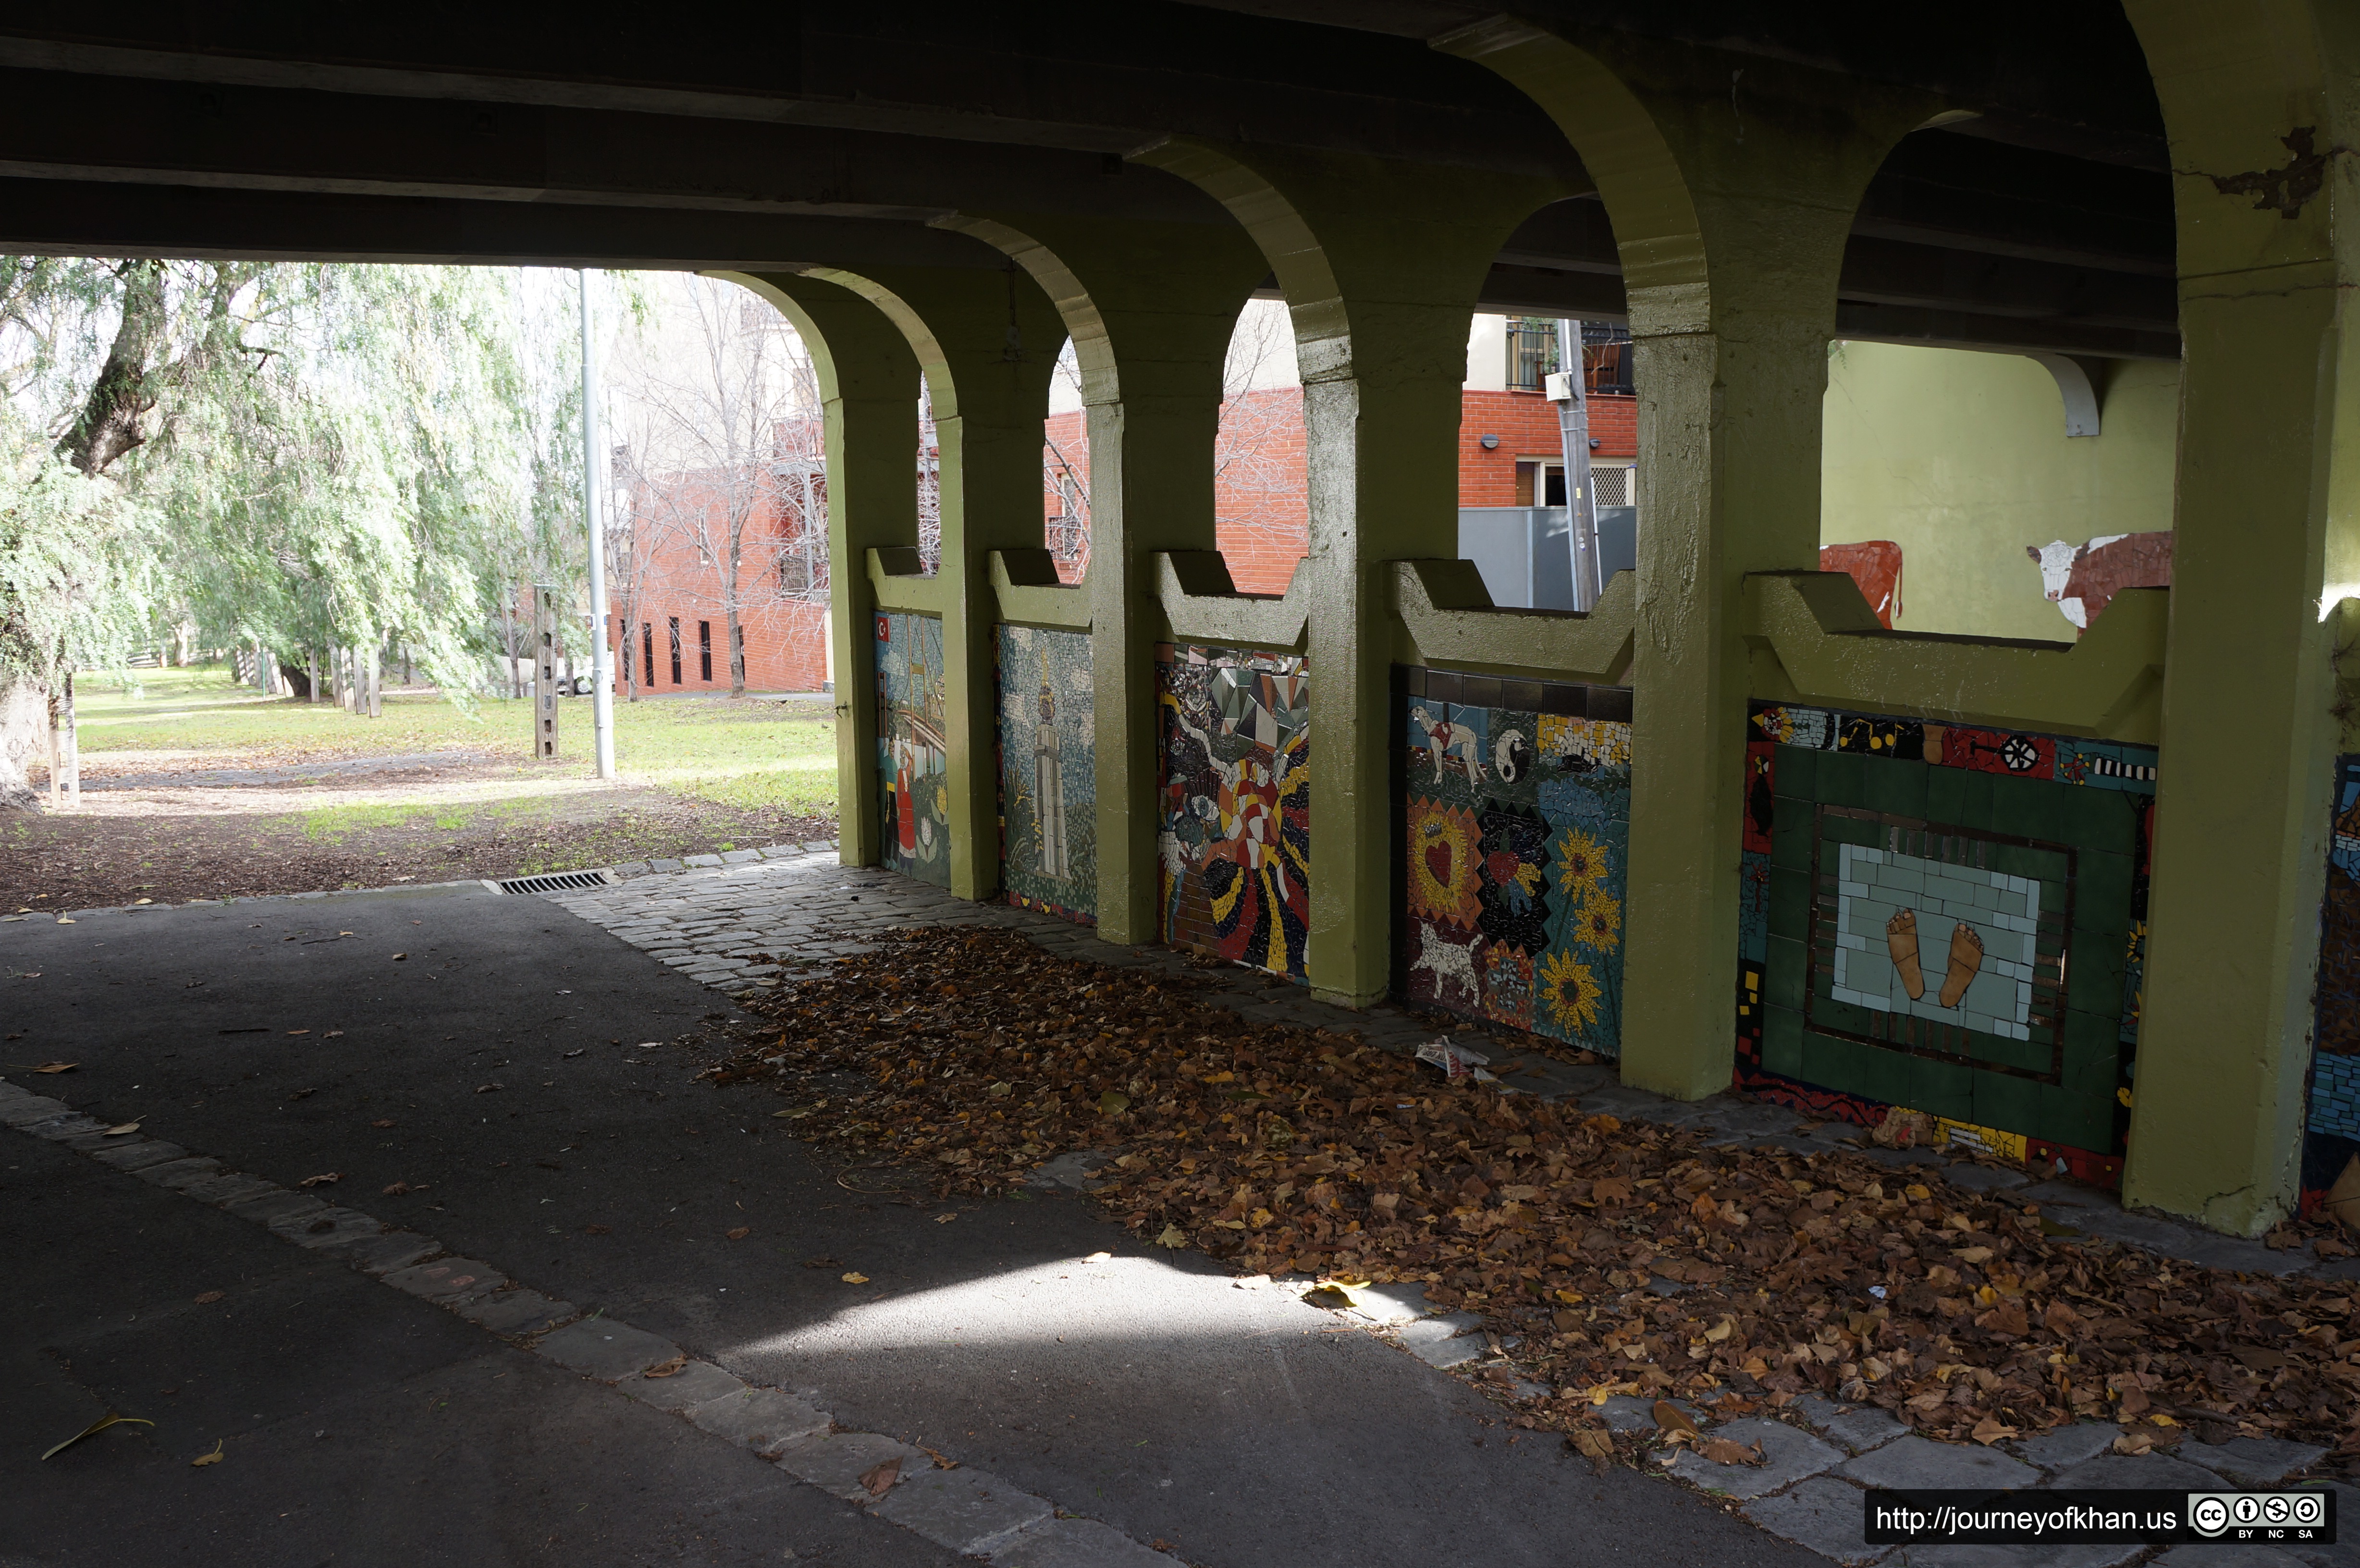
1940;919;1985;1007
1886;907;1925;1000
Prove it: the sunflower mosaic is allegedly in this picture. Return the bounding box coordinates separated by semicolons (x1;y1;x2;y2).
1398;669;1632;1056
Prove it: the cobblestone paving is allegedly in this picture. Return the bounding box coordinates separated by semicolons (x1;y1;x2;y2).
541;849;2352;1565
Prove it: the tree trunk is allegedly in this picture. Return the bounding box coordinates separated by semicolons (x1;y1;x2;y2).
0;678;46;812
60;259;168;476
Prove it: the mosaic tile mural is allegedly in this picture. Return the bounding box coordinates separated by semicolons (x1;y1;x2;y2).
874;612;949;887
2303;755;2360;1210
996;624;1096;924
1156;642;1309;979
1737;702;2155;1187
1397;667;1633;1056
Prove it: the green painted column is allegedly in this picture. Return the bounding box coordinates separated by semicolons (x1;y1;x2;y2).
1132;143;1568;1006
935;212;1268;947
801;263;1067;903
1440;24;1936;1098
2116;0;2358;1235
714;270;921;870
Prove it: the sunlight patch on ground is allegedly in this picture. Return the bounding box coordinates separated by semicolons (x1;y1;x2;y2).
729;1253;1306;1359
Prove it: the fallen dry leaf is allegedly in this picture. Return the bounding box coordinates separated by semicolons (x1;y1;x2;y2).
1567;1428;1615;1461
369;1118;394;1128
1154;1225;1187;1248
190;1439;224;1468
840;1272;870;1285
1971;1415;2020;1445
391;953;406;961
642;1355;688;1380
1653;1400;1702;1440
194;1290;224;1305
103;1120;141;1136
297;1173;341;1188
858;1458;902;1497
726;1226;751;1240
1701;1437;1767;1467
323;1030;344;1039
30;1061;75;1073
380;1181;418;1196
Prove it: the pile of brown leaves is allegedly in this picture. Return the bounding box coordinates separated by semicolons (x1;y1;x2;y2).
709;926;2360;1462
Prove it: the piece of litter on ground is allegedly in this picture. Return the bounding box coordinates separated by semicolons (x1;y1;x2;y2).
41;1413;154;1461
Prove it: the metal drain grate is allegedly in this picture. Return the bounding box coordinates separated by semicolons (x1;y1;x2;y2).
490;870;616;896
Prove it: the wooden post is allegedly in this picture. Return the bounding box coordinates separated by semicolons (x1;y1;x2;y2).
58;671;78;807
535;586;559;760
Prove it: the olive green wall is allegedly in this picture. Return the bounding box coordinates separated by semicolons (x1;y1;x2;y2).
1819;342;2180;642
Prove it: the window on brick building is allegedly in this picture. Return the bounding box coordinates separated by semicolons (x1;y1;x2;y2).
620;616;633;685
668;617;683;685
698;621;712;682
642;623;654;687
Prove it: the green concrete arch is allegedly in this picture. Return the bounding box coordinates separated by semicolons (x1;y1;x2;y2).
704;270;925;870
2111;0;2358;1232
1432;19;1708;322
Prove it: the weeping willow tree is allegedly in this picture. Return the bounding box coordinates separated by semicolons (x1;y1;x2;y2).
0;256;600;808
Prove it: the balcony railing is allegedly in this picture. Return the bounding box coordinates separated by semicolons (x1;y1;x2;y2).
1504;318;1635;396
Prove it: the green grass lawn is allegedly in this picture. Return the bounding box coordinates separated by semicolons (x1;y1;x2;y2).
74;663;839;822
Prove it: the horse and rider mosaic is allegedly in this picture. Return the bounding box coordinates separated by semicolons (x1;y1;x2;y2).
1396;667;1633;1058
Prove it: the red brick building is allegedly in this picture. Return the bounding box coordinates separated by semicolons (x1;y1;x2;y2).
607;454;832;697
612;365;1636;691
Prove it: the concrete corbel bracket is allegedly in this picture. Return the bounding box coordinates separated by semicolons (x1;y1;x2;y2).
1390;560;1637;685
987;549;1090;631
866;547;953;616
1153;551;1309;650
1743;571;2167;743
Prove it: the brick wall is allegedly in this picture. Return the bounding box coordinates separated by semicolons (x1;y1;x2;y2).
1459;389;1638;506
608;462;830;694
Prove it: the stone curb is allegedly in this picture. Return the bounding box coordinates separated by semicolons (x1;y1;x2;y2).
0;1073;1187;1568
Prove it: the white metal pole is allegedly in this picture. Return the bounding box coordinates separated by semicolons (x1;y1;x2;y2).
580;270;617;780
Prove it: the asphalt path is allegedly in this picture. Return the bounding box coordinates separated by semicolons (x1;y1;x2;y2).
0;885;1816;1567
